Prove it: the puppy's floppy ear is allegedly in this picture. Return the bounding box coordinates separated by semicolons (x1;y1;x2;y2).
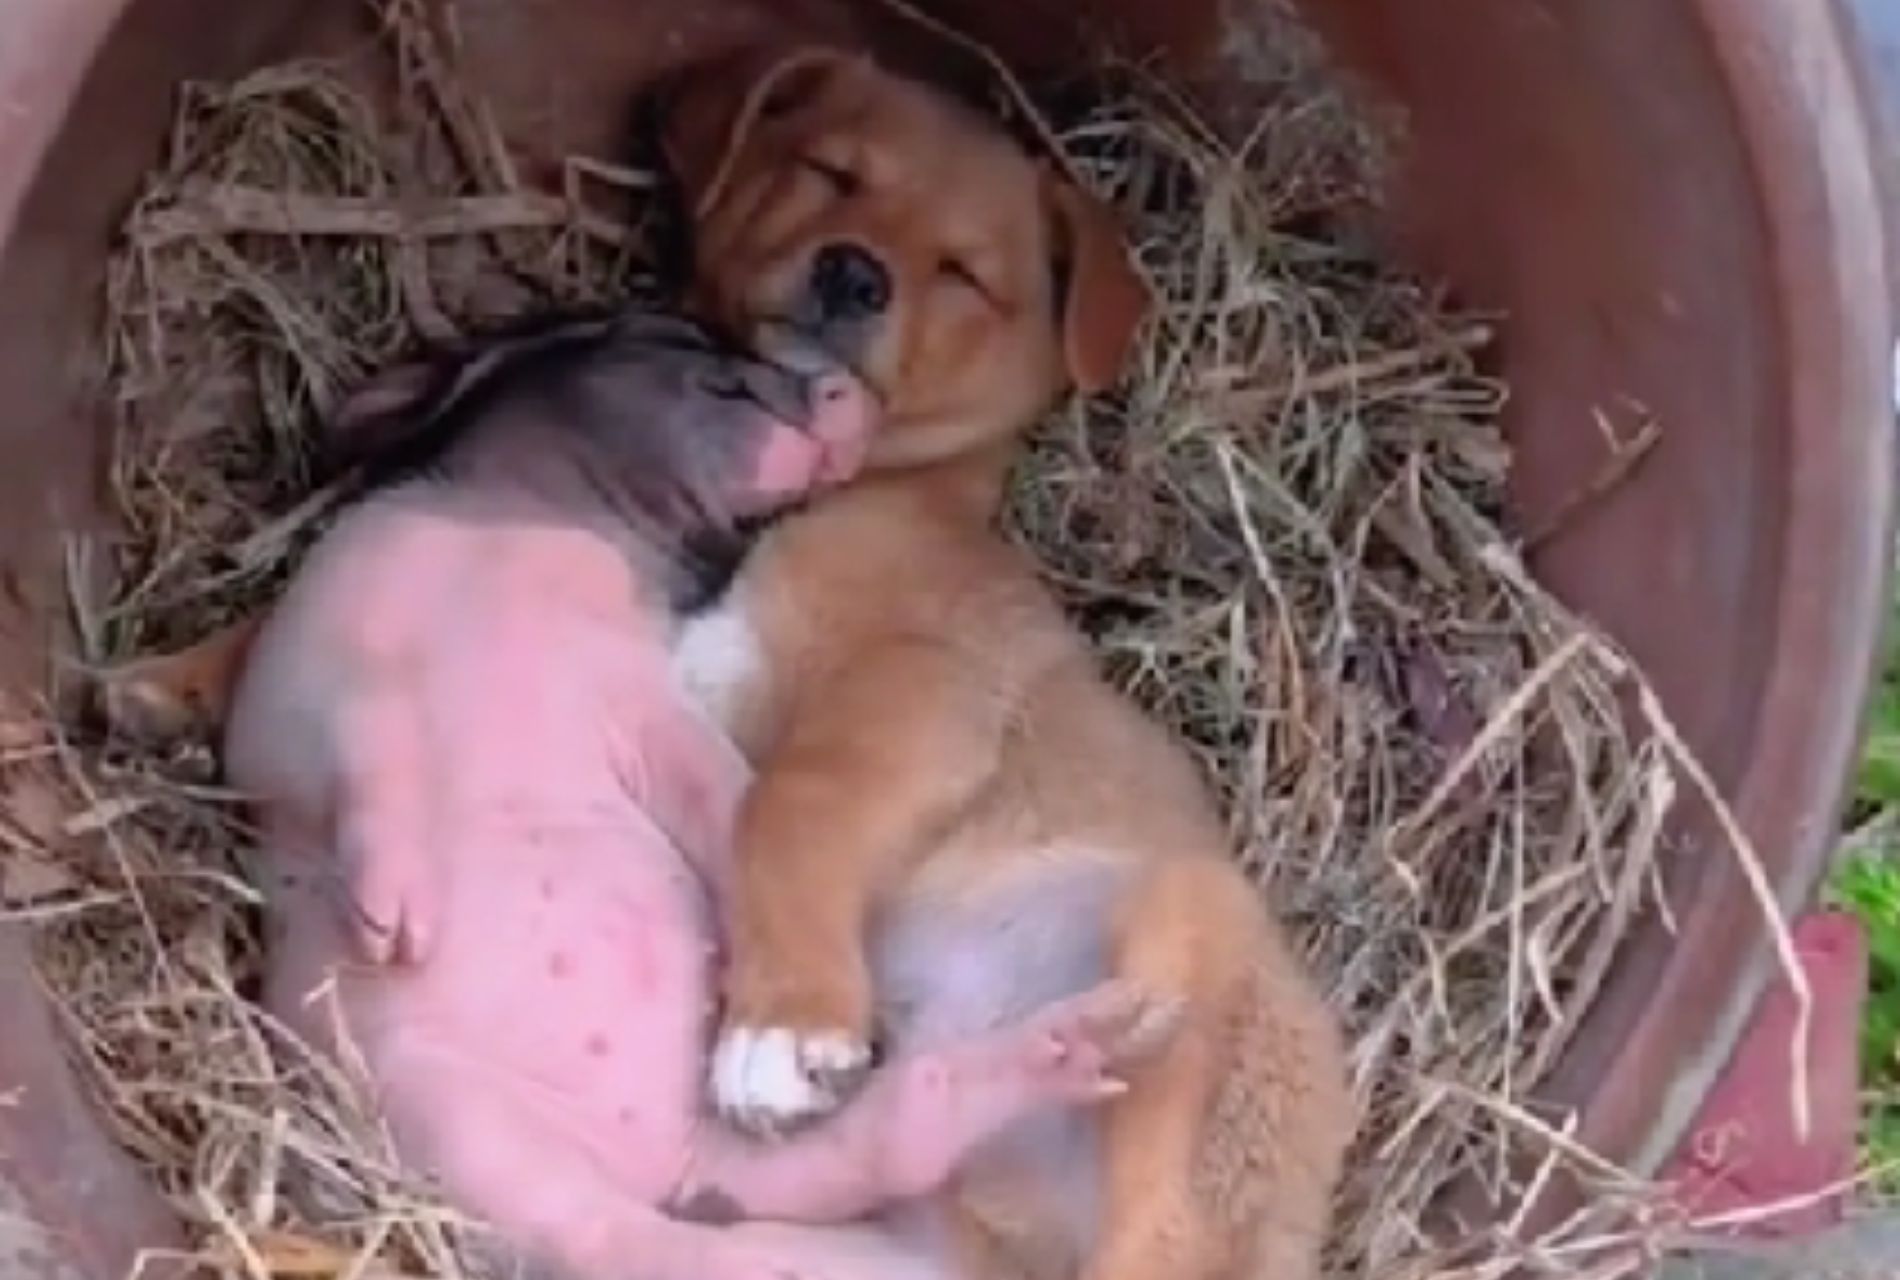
659;44;869;220
1045;174;1150;395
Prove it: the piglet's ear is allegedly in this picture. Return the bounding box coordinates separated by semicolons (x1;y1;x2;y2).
330;361;440;440
1045;173;1151;395
323;360;442;466
659;44;868;219
320;353;473;481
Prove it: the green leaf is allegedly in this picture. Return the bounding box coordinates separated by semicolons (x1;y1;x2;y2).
1860;732;1900;808
1829;853;1900;1085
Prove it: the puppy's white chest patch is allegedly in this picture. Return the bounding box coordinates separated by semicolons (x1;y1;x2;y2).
671;599;764;730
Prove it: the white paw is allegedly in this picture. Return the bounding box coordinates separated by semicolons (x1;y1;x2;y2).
710;1026;871;1134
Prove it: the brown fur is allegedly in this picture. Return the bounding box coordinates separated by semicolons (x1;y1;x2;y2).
667;46;1353;1280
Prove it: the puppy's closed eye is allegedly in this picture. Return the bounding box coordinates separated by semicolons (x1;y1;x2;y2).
936;257;991;302
798;155;859;197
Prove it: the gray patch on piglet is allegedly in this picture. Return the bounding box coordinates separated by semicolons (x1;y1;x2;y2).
323;305;824;617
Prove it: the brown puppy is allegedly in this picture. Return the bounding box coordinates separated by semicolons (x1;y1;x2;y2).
662;45;1353;1280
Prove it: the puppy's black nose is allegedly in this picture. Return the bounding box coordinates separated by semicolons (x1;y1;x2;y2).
809;243;891;321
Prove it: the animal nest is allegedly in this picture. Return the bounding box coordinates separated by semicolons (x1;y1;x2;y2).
0;1;1785;1277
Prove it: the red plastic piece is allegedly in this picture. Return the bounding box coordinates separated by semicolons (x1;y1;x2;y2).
1659;909;1869;1238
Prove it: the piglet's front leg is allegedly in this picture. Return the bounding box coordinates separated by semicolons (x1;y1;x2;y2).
330;693;438;966
682;980;1183;1224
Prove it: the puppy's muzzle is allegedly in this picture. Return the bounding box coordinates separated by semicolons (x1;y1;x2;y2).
810;242;891;322
781;241;890;370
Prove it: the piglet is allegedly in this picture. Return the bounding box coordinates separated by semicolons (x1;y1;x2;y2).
223;307;1168;1280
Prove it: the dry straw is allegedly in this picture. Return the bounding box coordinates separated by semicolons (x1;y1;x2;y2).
0;1;1807;1277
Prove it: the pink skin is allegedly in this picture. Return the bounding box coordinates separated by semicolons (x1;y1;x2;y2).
226;368;1161;1280
736;373;871;509
334;370;867;970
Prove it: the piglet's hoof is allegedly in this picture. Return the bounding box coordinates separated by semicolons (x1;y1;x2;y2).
330;847;438;968
343;883;436;968
926;977;1186;1122
860;980;1186;1200
1020;979;1187;1078
711;1026;873;1136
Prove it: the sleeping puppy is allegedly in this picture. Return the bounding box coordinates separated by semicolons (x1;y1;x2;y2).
660;45;1355;1280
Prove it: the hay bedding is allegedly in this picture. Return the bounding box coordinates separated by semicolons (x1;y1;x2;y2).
0;1;1795;1277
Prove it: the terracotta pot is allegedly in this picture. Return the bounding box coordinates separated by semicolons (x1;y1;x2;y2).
0;0;1892;1273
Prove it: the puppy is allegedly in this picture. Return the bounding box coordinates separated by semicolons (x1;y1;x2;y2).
660;47;1355;1280
224;307;1169;1280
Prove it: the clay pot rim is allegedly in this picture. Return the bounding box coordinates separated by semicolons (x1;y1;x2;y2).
1558;0;1898;1189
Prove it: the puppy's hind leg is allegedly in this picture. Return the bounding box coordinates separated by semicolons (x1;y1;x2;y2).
1084;855;1352;1280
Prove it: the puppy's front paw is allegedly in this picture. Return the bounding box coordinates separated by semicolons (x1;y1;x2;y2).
710;1026;872;1134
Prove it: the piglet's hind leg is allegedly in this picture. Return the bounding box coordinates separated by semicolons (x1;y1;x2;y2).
692;1222;952;1280
864;979;1182;1199
683;980;1181;1223
397;1074;858;1280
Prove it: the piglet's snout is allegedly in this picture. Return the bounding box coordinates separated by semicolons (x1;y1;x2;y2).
746;422;826;502
744;370;877;501
806;370;876;484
